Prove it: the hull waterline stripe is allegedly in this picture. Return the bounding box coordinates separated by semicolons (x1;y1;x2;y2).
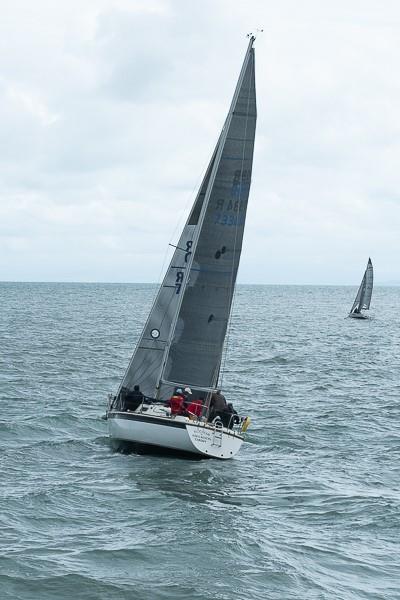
108;412;187;429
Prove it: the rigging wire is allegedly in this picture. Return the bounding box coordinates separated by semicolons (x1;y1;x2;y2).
151;141;220;296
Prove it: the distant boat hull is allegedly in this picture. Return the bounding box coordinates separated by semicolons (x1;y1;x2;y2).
107;407;244;460
348;312;368;319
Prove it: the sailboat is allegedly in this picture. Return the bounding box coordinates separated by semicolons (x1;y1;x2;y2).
348;258;373;319
106;36;257;459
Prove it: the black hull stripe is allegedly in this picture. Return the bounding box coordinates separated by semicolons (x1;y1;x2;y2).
108;412;187;429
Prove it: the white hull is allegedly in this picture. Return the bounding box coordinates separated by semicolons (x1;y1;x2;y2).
107;408;244;460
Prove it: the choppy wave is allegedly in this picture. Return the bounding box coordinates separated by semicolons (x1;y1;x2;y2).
1;283;399;599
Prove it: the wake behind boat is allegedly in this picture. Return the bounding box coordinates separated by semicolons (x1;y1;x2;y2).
348;258;373;319
106;36;257;459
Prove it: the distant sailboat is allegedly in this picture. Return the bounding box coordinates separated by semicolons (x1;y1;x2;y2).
348;258;373;319
106;36;257;459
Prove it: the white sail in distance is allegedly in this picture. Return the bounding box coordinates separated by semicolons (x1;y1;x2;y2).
350;258;373;314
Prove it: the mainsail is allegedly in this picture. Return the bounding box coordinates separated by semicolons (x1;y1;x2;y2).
350;258;373;313
119;37;257;400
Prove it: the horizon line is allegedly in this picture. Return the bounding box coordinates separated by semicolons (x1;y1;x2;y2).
1;280;399;287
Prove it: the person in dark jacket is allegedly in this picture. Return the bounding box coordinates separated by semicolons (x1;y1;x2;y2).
209;390;238;428
209;390;227;421
124;385;144;412
225;403;240;429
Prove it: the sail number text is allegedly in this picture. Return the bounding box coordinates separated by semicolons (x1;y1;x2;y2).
214;198;245;227
213;169;250;227
175;240;192;294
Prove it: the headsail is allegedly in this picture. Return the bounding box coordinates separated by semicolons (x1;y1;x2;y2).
118;37;257;400
350;258;373;314
118;143;219;399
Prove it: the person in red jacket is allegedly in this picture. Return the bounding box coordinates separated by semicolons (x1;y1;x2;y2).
186;398;203;419
167;389;185;416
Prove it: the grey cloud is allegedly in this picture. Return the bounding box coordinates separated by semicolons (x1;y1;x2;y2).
1;0;400;283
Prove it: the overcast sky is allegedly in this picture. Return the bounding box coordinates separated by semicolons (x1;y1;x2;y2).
1;0;399;284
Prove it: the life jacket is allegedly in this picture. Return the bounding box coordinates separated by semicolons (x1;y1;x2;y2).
169;394;184;415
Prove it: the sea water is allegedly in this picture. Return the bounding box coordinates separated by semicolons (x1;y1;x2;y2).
0;282;399;600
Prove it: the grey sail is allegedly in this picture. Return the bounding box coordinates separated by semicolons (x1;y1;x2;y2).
118;143;219;398
162;40;256;394
361;258;373;309
350;258;373;313
350;274;365;313
118;37;256;401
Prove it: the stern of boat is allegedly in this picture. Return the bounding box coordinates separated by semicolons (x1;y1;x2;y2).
106;402;245;460
186;420;243;459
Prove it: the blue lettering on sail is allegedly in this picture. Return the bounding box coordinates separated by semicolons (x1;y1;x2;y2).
231;169;251;199
214;213;245;227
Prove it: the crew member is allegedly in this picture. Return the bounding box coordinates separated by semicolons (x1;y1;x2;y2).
209;390;237;428
186;397;203;419
124;385;144;412
209;389;227;421
167;388;185;416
